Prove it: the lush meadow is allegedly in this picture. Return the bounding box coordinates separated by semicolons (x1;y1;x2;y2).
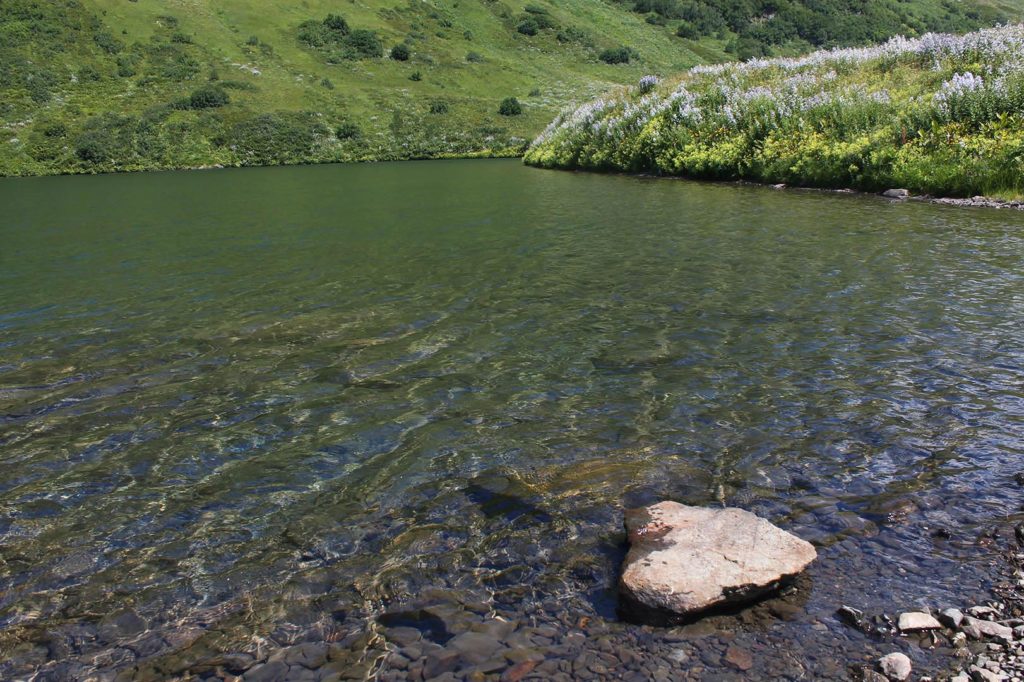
525;25;1024;198
1;0;1016;175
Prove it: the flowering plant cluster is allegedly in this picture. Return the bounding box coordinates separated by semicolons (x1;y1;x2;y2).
525;25;1024;198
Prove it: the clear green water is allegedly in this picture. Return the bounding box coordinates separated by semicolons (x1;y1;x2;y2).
1;159;1023;679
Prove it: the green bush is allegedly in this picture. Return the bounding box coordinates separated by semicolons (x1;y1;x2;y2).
498;96;522;116
298;14;351;49
94;31;122;54
409;70;422;81
556;26;590;44
429;100;449;114
77;65;102;82
323;14;350;33
517;18;539;36
229;111;328;164
116;54;138;78
74;113;137;165
676;21;699;39
466;51;484;62
188;85;230;109
336;122;361;139
342;29;384;59
45;123;67;138
390;43;410;61
599;47;634;64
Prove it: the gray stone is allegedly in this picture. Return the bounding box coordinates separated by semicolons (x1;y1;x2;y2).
941;609;966;629
244;661;289;682
969;607;1000;619
971;666;1006;682
423;649;461;678
879;652;912;681
470;618;516;640
619;502;817;621
284;642;328;669
883;189;910;198
898;612;942;632
383;627;421;648
448;631;503;665
963;617;1014;643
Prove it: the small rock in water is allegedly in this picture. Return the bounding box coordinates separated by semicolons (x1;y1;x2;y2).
940;608;965;629
882;188;910;199
898;612;942;632
724;645;753;671
618;502;817;623
837;605;867;631
1014;473;1024;486
878;652;912;681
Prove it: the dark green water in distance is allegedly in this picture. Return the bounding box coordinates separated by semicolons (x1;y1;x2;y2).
1;159;1023;680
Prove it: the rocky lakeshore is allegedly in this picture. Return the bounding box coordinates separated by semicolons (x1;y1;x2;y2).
41;499;1015;682
858;544;1024;682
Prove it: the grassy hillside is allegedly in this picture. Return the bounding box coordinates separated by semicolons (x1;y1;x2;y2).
0;0;1013;176
526;24;1024;198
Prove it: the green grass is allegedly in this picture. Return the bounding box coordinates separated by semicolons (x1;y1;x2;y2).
0;0;1015;175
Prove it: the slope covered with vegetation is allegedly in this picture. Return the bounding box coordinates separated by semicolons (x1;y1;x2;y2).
0;0;1014;175
525;25;1024;198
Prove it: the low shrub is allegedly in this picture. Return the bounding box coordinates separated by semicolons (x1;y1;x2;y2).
498;97;522;116
188;85;230;109
390;43;410;61
517;19;539;36
229;111;329;164
599;47;634;64
336;122;361;139
341;29;384;59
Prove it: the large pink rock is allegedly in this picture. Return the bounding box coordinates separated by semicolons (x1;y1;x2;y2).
619;501;817;622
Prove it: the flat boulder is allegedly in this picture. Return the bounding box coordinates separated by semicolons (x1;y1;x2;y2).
619;501;816;623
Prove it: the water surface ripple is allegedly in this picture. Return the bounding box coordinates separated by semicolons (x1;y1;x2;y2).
1;160;1023;680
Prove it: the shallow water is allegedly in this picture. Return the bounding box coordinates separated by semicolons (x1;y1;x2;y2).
1;159;1023;681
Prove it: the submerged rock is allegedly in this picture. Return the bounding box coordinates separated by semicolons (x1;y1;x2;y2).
618;501;817;623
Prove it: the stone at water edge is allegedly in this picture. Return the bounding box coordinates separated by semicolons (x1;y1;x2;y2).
961;616;1013;643
882;188;910;199
878;652;912;681
618;502;817;623
940;608;965;629
898;612;942;632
